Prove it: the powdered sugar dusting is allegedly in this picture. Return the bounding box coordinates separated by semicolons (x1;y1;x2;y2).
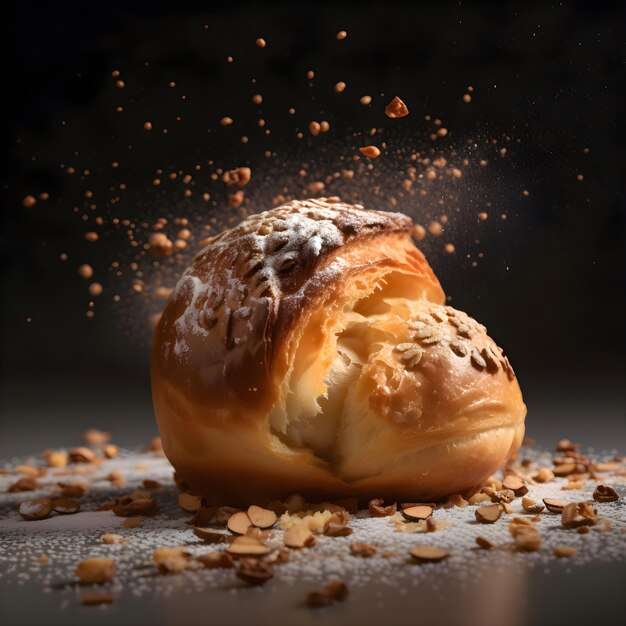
0;444;624;607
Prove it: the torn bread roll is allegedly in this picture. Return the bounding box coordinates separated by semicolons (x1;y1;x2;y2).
151;198;526;506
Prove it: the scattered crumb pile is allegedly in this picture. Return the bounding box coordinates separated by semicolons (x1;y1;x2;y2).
1;431;624;609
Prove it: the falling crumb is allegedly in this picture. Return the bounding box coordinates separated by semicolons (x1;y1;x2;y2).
336;30;347;40
359;146;380;158
22;195;37;208
143;122;153;131
444;243;455;254
88;282;103;297
576;174;584;182
115;80;125;89
84;231;99;242
462;94;472;103
478;212;488;221
385;96;409;119
306;70;315;80
309;121;321;136
252;94;263;105
255;38;266;48
334;81;347;93
360;95;372;105
220;117;234;126
78;264;94;279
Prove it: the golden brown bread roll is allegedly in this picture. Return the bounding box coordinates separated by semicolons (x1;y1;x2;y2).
151;198;526;506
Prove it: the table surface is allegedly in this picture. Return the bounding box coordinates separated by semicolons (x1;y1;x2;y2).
0;375;624;626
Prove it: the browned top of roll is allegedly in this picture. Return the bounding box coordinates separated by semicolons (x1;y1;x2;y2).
152;198;442;420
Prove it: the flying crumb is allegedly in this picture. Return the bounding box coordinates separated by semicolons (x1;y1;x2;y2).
359;146;380;158
336;30;347;40
256;38;266;48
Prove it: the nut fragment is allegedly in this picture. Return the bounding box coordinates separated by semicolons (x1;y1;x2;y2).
368;498;397;517
475;536;494;550
561;502;597;529
81;593;115;605
490;489;515;504
226;536;272;557
553;463;577;477
359;145;380;158
178;493;202;512
475;504;502;524
222;167;252;188
83;429;111;446
68;447;96;463
193;527;230;543
553;546;577;558
101;534;126;545
52;498;80;514
409;546;450;563
402;505;434;521
324;510;352;537
247;505;277;529
19;497;53;521
513;529;542;552
227;511;253;535
236;558;274;585
349;543;377;558
385;96;409;118
197;551;234;569
502;475;528;496
543;498;571;514
112;497;157;517
43;450;68;467
521;497;545;514
8;476;38;492
593;485;619;503
103;444;119;459
306;580;349;608
75;558;116;583
284;523;316;548
533;467;555;483
152;547;190;573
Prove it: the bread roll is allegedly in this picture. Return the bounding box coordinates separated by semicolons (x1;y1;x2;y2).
151;198;526;506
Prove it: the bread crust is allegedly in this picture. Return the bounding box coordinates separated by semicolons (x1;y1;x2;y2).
152;198;526;506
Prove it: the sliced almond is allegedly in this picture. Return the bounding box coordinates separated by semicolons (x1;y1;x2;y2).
247;505;277;529
68;447;96;463
561;502;596;529
226;536;272;557
521;497;545;514
112;497;157;517
514;529;541;552
19;497;53;521
502;475;528;496
490;489;515;504
236;558;274;585
227;511;253;535
8;476;38;492
553;546;577;558
81;592;115;605
475;536;494;549
402;505;433;521
593;485;619;503
100;534;126;544
368;498;397;517
152;547;190;574
178;492;202;512
306;580;349;607
52;498;80;514
409;545;449;563
475;504;502;524
349;543;377;558
284;523;316;548
533;467;555;483
553;463;577;477
76;557;116;583
193;527;231;543
196;551;234;569
543;498;570;513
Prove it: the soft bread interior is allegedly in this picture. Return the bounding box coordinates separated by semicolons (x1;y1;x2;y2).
267;270;428;468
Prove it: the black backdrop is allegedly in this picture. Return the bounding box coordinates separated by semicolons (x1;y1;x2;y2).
2;0;624;451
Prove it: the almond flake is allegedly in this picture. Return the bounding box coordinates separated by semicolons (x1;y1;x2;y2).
227;511;253;535
284;523;316;548
247;505;277;529
475;504;502;524
409;545;449;563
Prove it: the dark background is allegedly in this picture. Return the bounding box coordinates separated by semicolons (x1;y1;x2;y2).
1;0;624;456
